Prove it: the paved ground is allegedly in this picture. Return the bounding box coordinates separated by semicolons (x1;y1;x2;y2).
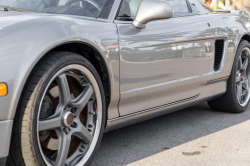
90;102;250;166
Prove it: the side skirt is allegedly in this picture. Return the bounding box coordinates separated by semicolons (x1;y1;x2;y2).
105;77;228;132
105;94;199;132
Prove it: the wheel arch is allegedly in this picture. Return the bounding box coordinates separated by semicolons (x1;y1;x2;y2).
241;33;250;44
12;41;112;122
48;42;111;110
228;32;250;75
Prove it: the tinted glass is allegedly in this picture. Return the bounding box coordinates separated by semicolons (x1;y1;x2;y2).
119;0;189;17
0;0;114;18
98;0;115;18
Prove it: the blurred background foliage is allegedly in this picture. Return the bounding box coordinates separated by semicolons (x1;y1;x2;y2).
203;0;250;12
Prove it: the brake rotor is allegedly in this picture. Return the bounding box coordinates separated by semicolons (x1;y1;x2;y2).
39;85;59;151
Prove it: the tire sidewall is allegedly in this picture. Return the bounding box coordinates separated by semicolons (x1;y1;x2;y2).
229;40;250;112
19;52;106;166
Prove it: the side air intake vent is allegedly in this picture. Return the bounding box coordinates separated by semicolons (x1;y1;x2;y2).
214;40;224;70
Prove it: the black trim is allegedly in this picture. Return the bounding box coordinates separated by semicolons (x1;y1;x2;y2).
115;0;125;20
105;94;200;131
206;76;229;85
108;94;199;121
214;40;225;71
185;0;193;13
189;2;200;14
0;157;6;166
117;12;200;21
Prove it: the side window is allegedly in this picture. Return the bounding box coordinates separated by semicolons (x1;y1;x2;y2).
127;0;144;16
118;0;190;18
168;0;189;13
197;0;213;13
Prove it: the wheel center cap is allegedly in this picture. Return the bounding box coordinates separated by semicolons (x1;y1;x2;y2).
63;111;74;127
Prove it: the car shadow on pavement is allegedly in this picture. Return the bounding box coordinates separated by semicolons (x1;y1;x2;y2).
90;102;250;166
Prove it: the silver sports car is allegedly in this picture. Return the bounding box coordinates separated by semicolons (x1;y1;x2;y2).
0;0;249;165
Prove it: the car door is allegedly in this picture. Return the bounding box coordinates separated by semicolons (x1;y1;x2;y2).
116;0;217;116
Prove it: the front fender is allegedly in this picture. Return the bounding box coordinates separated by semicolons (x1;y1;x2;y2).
0;13;120;120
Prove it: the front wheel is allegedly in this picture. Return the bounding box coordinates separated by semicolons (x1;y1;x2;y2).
208;40;250;113
7;52;106;166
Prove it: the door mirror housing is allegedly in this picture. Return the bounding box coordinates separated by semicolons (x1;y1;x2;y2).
132;0;174;29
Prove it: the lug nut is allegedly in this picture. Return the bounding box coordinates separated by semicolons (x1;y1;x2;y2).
71;122;77;128
71;108;77;113
63;128;71;134
63;128;68;135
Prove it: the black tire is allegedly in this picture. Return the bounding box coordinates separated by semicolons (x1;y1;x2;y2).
7;52;106;166
208;40;250;113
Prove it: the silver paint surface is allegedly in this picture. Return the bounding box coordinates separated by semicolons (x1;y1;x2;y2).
117;14;216;116
0;12;120;121
0;120;13;157
0;0;249;158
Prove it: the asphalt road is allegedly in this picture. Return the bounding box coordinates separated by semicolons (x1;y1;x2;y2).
90;102;250;166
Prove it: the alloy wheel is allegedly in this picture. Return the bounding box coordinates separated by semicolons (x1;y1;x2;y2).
37;65;102;166
236;47;250;106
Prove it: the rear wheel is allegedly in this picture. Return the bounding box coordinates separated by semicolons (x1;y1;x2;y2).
208;40;250;113
7;52;106;166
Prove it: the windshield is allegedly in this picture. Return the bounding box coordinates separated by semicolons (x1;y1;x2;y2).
0;0;114;18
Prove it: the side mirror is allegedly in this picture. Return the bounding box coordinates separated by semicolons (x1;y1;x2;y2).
132;0;174;29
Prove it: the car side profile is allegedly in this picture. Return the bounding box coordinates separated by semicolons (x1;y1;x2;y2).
0;0;250;165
